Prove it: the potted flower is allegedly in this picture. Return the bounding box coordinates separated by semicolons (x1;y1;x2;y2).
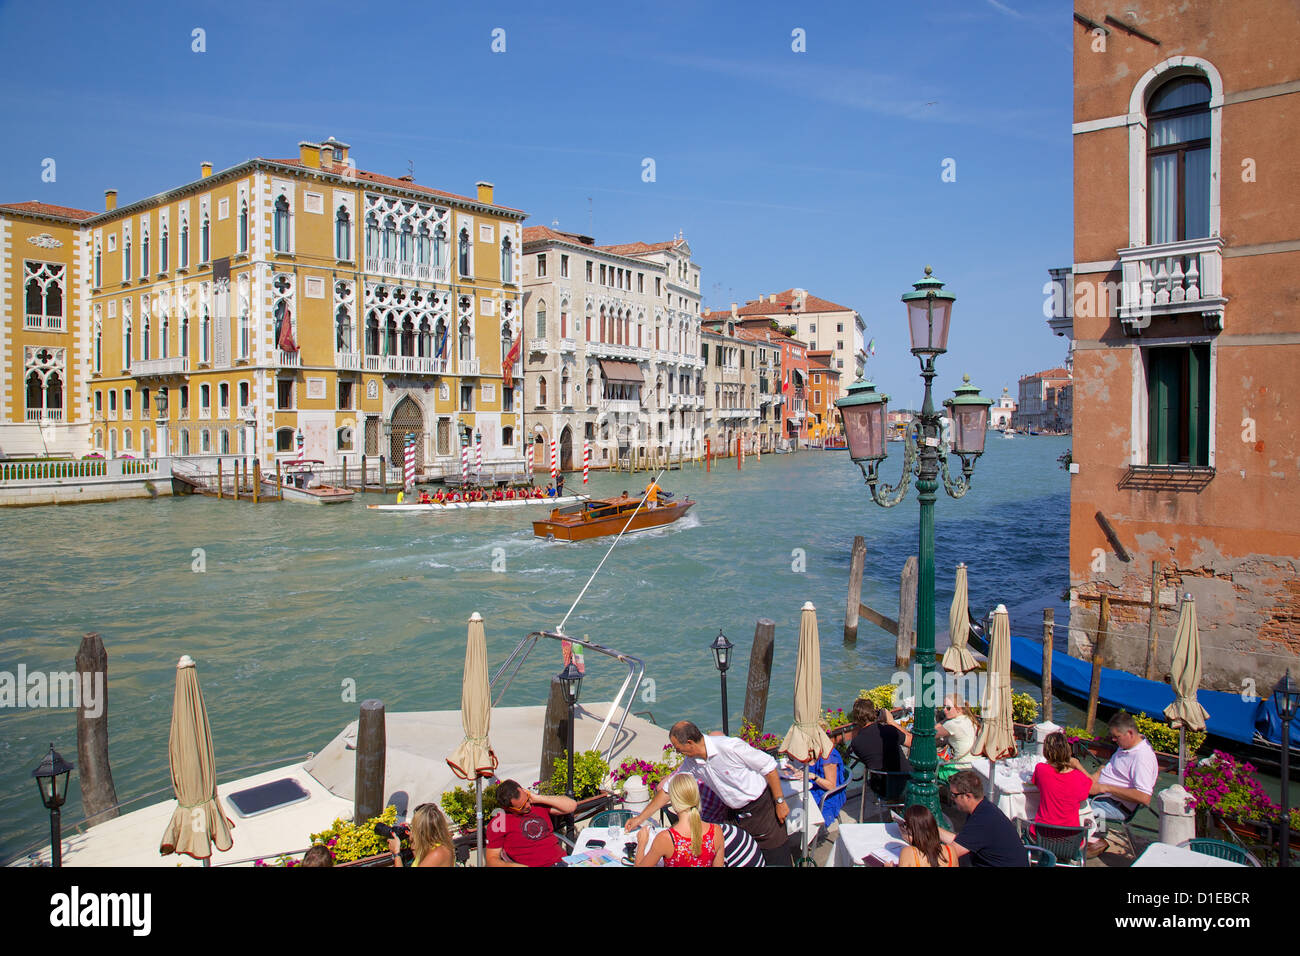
739;718;780;754
1184;750;1300;849
609;745;683;798
307;804;405;866
537;749;614;816
1011;692;1040;741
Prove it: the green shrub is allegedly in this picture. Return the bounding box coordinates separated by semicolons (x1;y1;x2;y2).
1011;692;1040;725
1064;726;1094;741
538;750;610;800
310;804;400;863
440;782;500;832
859;684;899;709
739;718;779;751
1134;712;1205;758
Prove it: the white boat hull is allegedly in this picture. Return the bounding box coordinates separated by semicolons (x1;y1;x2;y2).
368;493;588;512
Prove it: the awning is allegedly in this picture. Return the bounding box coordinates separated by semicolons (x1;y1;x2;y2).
599;359;644;384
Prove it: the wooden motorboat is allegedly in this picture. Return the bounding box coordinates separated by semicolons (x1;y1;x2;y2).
532;493;694;541
265;460;356;504
369;493;587;512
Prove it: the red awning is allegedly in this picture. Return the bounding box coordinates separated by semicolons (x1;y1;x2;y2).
599;359;643;384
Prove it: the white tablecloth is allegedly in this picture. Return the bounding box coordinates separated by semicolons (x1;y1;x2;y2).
829;823;908;867
780;773;825;833
569;826;645;867
1132;843;1245;868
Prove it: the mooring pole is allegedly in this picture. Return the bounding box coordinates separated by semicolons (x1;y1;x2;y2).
845;535;866;643
1041;607;1054;724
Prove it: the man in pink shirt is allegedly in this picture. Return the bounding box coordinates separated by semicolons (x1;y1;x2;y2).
1071;711;1158;857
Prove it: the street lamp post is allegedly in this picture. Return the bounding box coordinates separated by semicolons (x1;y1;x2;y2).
32;743;75;868
835;267;991;819
558;660;583;836
710;629;735;736
1274;670;1298;867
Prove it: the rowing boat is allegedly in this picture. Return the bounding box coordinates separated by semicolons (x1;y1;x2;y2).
532;493;694;541
368;494;588;512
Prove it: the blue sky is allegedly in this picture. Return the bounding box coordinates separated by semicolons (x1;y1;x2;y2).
0;0;1074;405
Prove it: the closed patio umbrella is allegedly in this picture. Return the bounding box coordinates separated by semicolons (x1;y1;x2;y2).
447;612;497;866
1163;594;1209;778
973;605;1016;761
943;563;978;674
780;601;833;864
160;655;234;863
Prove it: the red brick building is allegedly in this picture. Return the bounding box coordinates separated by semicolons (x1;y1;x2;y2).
1055;1;1300;689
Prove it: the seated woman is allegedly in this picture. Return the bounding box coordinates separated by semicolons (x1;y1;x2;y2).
385;803;454;867
636;774;724;867
895;804;958;868
1031;732;1092;834
799;746;849;825
935;695;980;783
851;698;913;777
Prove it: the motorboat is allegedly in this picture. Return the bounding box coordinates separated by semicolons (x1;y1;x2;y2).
369;493;587;512
533;492;694;541
266;460;355;504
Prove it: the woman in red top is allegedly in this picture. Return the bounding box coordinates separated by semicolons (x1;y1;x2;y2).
635;774;723;867
1031;732;1093;832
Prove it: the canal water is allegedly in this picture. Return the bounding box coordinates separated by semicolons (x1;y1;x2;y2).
0;435;1078;860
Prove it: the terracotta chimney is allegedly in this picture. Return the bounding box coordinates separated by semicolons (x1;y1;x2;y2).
200;162;212;179
299;141;321;169
104;189;117;211
476;181;495;205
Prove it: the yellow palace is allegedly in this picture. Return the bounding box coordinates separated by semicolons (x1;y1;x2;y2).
0;137;528;476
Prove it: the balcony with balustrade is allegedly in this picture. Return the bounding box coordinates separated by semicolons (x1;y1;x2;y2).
1118;236;1226;335
364;256;450;284
460;357;481;376
25;408;64;422
337;351;362;370
25;313;65;332
559;338;576;353
133;356;190;377
278;350;301;368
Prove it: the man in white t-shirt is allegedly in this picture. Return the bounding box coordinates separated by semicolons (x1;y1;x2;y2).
1071;711;1158;857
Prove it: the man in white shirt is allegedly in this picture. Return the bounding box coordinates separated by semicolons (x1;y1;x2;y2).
1071;710;1159;857
624;721;793;865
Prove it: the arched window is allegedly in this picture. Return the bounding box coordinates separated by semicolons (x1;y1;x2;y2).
25;279;42;317
382;217;396;261
336;206;352;260
200;216;210;262
238;202;249;253
123;233;132;280
160;312;170;359
418;318;432;357
337;307;353;352
400;221;413;263
25;371;42;413
365;311;380;355
200;305;210;364
238;302;249;359
433;225;446;268
180;309;189;357
502;426;513;447
536;303;547;340
416;223;430;267
385;316;398;355
538;376;548;407
141;310;151;361
585;308;592;341
458;317;472;361
365;213;379;260
179;220;188;267
586;370;596;405
501;321;513;366
141;229;150;277
94;323;103;373
434;318;448;359
160;228;169;272
458;227;471;277
501;236;513;283
272;196;290;252
401;317;415;356
219;428;230;454
94;241;102;287
1147;76;1211;244
561;368;570;405
180;429;190;455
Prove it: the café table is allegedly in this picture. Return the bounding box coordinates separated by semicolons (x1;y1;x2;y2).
568;825;648;867
970;754;1095;833
1131;843;1245;868
829;822;908;867
779;770;826;834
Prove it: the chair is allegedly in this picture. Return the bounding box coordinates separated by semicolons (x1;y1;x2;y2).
590;809;635;829
1179;838;1261;867
1019;819;1089;867
863;769;909;823
1025;845;1057;867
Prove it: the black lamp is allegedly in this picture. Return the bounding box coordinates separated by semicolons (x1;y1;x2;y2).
558;660;583;810
1274;670;1298;868
32;743;74;868
711;630;734;735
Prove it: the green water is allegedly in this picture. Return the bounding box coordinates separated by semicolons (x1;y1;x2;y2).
0;437;1078;861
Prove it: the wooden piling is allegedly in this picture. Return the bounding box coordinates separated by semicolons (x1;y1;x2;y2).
539;676;569;786
354;699;387;824
844;535;866;643
380;455;387;495
1143;561;1160;680
342;456;348;490
1085;594;1110;735
252;459;261;504
275;458;283;500
361;454;367;490
742;618;776;735
216;459;223;499
705;438;711;472
233;460;240;501
1041;608;1054;723
895;555;918;668
75;632;118;826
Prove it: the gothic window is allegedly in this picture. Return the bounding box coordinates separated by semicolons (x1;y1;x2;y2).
273;195;291;252
160;311;170;359
586;370;595;405
238;201;249;254
561;368;570;405
124;233;132;281
141;228;150;277
501;236;513;283
538;376;548;407
458;227;471;277
419;318;432;357
536;303;547;340
94;240;103;287
142;307;151;361
94;318;103;373
433;225;446;268
180;219;189;267
200;216;210;262
366;213;379;260
434;317;448;359
400;221;413;263
337;307;353;352
382;217;396;261
366;312;380;354
336;206;352;260
458;317;472;361
385;316;398;355
401;317;415;356
200;304;210;364
417;223;430;266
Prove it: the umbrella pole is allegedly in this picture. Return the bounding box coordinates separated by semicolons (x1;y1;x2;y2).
802;764;811;865
476;777;484;868
1178;726;1186;781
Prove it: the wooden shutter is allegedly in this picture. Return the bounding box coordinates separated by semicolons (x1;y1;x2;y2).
1187;343;1210;466
1147;348;1180;465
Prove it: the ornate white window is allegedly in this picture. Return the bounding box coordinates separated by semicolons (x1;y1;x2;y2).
237;275;251;360
94;307;103;373
458;226;472;278
501;236;514;284
273;194;291;252
122;222;132;281
336;205;352;260
23;261;65;331
140;218;150;278
238;200;249;254
24;346;65;421
179;214;189;267
200;212;210;263
536;301;547;340
94;235;103;288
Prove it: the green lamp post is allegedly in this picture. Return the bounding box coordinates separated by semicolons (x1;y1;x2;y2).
835;267;992;818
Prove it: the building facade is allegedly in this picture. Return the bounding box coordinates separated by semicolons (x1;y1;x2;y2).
1058;2;1300;689
1;138;530;478
1014;366;1072;432
989;387;1017;431
807;350;842;441
521;226;705;469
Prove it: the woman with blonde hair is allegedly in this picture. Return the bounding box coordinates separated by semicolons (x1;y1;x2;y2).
936;694;981;783
386;803;454;867
635;774;724;867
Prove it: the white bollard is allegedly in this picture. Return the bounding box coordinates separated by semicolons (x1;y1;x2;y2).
621;776;651;817
1157;784;1197;846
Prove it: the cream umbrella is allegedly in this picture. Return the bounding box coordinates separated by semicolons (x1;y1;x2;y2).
943;563;978;675
1163;594;1209;778
780;601;833;864
447;612;497;866
159;655;233;864
973;605;1016;761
